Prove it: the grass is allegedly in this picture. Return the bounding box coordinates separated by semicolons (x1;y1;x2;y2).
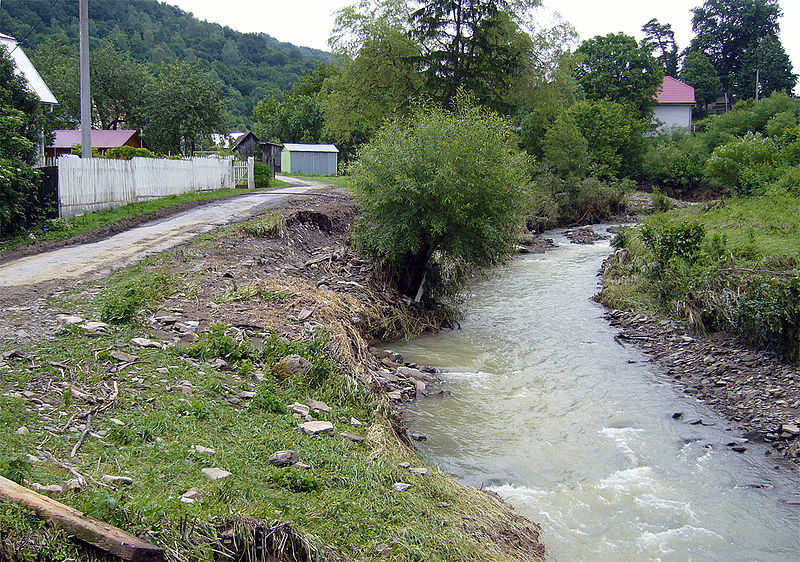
241;212;286;238
0;188;260;255
0;236;539;561
283;174;352;189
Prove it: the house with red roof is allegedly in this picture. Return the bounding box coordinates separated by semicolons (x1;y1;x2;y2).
45;129;148;160
653;76;696;132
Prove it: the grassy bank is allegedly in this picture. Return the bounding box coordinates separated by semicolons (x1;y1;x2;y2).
0;188;262;256
284;174;353;190
598;192;800;360
0;203;544;561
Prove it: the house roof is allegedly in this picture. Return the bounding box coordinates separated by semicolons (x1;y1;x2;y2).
231;131;258;150
655;76;696;105
50;129;140;149
283;143;339;153
0;32;58;105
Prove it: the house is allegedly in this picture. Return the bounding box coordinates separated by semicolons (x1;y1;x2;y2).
231;132;282;174
653;76;696;132
46;129;148;160
281;143;339;176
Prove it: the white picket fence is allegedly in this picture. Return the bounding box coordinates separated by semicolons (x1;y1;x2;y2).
57;156;252;218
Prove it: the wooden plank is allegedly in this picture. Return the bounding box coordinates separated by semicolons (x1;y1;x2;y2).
0;475;165;561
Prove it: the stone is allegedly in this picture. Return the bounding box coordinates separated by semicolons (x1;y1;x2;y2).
340;432;364;442
409;468;430;476
398;462;411;469
15;426;30;435
407;432;427;441
732;446;747;453
308;399;331;413
290;403;310;416
201;467;232;481
387;390;404;401
62;478;84;492
274;355;313;378
180;488;203;504
81;321;109;333
108;418;126;426
391;482;412;492
110;350;138;363
26;454;42;464
32;483;63;495
101;475;133;485
238;391;256;399
192;445;216;455
780;423;800;436
209;358;231;371
131;337;163;349
397;366;438;383
373;544;393;555
350;417;363;426
154;313;180;324
297;307;314;320
299;421;334;435
292;462;312;470
57;314;84;325
269;450;299;467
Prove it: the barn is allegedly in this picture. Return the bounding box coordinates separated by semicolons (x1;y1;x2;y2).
281;144;339;176
653;76;696;132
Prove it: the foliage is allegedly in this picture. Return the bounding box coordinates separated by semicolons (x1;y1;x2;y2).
735;35;797;100
641;132;710;192
253;162;273;188
88;44;153;130
575;33;663;117
640;221;705;267
542;114;589;177
704;132;780;194
641;18;678;77
350;98;529;300
528;171;629;227
99;146;158;160
100;271;174;324
679;51;721;110
0;455;32;485
651;188;672;213
241;213;286;238
269;468;322;493
144;63;226;154
566;100;648;179
688;0;796;99
735;276;800;361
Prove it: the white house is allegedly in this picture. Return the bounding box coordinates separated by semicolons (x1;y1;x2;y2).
653;76;695;132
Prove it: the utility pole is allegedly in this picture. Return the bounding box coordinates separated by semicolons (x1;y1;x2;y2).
79;0;91;158
755;68;760;101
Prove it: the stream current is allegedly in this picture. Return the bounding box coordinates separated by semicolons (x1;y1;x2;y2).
396;228;800;561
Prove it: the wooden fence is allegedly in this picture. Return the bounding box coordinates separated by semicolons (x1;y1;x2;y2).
56;156;246;219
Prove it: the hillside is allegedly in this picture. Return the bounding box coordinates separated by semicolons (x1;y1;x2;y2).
0;0;331;126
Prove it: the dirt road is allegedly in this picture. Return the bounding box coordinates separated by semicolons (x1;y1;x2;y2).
0;176;329;288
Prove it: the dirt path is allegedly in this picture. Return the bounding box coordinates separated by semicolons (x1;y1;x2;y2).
0;176;330;288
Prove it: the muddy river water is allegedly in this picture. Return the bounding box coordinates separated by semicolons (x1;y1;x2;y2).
396;228;800;561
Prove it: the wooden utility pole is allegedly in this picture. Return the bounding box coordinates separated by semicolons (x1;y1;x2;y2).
755;68;760;101
79;0;91;158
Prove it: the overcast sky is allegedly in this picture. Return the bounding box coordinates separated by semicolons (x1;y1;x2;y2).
162;0;799;86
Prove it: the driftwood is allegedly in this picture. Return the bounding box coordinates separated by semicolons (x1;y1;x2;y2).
0;474;164;561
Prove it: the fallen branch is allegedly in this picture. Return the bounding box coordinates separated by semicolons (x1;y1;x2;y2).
0;475;165;561
70;414;92;458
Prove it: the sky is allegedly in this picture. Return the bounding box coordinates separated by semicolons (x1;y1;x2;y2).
162;0;800;83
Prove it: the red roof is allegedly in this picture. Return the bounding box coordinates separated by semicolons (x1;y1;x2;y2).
51;129;140;149
655;76;696;105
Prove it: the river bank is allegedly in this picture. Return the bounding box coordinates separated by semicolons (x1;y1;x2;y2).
0;190;545;561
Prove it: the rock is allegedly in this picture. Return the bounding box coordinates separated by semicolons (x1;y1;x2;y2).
15;426;30;435
131;337;163;349
387;390;404;401
80;321;109;333
62;478;84;492
57;314;84;325
297;307;314;320
781;423;800;436
269;450;299;467
373;544;393;555
397;366;438;383
32;483;63;496
238;391;256;399
26;454;42;463
101;475;133;485
308;399;331;413
108;350;138;363
289;403;310;416
672;412;683;419
398;462;411;469
108;418;126;426
391;482;412;492
209;358;231;371
292;462;312;470
201;467;232;481
340;432;364;442
732;446;748;453
415;380;427;399
180;488;203;504
192;445;215;455
274;355;313;378
409;468;430;476
227;397;241;405
299;421;334;435
407;432;427;441
350;417;363;426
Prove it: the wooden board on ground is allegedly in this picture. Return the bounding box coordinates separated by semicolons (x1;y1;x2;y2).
0;474;165;561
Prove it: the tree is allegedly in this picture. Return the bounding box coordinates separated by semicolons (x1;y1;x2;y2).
90;44;153;130
143;63;226;154
641;18;678;77
409;0;540;112
575;33;663;117
735;36;797;99
0;47;44;235
350;98;529;301
688;0;794;98
680;51;722;110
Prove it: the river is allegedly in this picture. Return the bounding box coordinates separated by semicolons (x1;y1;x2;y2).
395;228;800;561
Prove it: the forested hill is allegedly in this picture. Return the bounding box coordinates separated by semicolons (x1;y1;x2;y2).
0;0;330;125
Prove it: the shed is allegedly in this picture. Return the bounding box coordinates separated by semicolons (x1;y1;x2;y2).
281;144;338;176
231;132;283;174
261;141;283;174
46;129;148;159
231;132;259;160
653;76;696;132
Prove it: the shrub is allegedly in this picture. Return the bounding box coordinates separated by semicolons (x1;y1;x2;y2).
350;97;529;300
542;114;589;177
100;271;174;324
254;162;272;188
641;132;709;192
100;146;158;160
704;133;780;194
640;221;705;268
0;109;42;236
735;276;800;361
185;323;255;363
651;188;671;213
269;468;321;493
765;111;798;139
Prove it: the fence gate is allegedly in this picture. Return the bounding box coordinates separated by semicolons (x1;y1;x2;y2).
233;160;248;186
38;166;59;219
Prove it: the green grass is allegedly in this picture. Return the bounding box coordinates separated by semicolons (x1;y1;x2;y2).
283;173;352;189
0;188;259;255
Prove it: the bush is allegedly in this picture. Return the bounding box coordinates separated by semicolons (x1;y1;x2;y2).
651;188;671;213
100;271;174;324
640;221;705;268
100;146;158;160
641;132;709;192
704;133;780;194
0;109;42;236
350;97;529;300
542;114;589;177
254;162;272;188
735;276;800;361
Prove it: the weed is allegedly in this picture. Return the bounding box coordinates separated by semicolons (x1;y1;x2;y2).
0;455;32;484
242;213;285;238
100;271;175;324
269;468;322;493
215;285;292;304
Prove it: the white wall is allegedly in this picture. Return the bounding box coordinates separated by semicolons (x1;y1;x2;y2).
57;156;235;218
653;104;693;132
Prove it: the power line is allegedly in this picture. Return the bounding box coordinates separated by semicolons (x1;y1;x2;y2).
6;0;60;54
